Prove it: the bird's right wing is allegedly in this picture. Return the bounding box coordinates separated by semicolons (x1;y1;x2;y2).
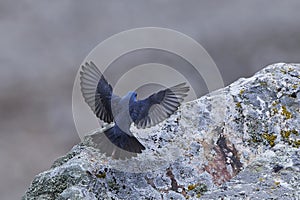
80;61;120;123
130;83;189;129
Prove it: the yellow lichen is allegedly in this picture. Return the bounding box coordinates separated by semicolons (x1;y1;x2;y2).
236;102;242;108
281;129;299;147
260;81;268;86
262;133;277;147
280;69;287;74
239;89;245;95
291;129;299;136
271;186;276;190
272;108;278;115
293;140;300;148
259;177;264;182
272;101;278;106
96;172;106;179
274;181;280;186
187;183;208;197
288;67;294;72
281;106;292;119
188;184;196;191
249;135;263;144
281;130;291;139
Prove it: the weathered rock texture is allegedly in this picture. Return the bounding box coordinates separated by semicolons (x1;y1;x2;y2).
23;63;300;200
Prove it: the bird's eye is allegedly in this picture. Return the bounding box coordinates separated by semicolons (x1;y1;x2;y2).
135;93;137;97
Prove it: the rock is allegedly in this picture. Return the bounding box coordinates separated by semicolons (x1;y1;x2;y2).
23;63;300;199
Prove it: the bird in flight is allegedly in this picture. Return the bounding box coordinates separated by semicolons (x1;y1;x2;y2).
80;61;189;159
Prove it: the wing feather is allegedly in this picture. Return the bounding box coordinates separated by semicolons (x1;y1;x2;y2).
80;61;120;123
130;83;189;129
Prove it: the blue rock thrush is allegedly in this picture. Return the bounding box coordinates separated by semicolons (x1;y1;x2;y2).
80;61;189;159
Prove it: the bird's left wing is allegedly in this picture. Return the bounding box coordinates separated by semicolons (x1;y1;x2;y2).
80;61;120;123
130;83;189;129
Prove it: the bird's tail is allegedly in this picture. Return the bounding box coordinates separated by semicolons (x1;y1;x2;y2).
89;125;145;159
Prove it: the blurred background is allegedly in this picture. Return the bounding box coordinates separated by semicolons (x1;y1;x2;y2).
1;1;300;199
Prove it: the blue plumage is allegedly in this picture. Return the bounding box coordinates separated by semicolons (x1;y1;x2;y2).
80;61;189;159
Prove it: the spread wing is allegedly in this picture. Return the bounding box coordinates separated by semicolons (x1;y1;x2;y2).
80;61;120;123
130;83;189;129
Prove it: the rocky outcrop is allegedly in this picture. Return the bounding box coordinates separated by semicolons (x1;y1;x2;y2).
23;63;300;199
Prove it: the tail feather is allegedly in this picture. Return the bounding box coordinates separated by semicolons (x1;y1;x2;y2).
105;125;145;153
90;125;145;159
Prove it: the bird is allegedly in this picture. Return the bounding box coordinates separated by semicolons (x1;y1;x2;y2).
80;61;189;159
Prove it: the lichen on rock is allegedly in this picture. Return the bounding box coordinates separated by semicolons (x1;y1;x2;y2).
23;63;300;199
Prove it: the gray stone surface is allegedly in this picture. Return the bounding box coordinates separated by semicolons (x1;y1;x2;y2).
3;2;300;199
23;63;299;199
